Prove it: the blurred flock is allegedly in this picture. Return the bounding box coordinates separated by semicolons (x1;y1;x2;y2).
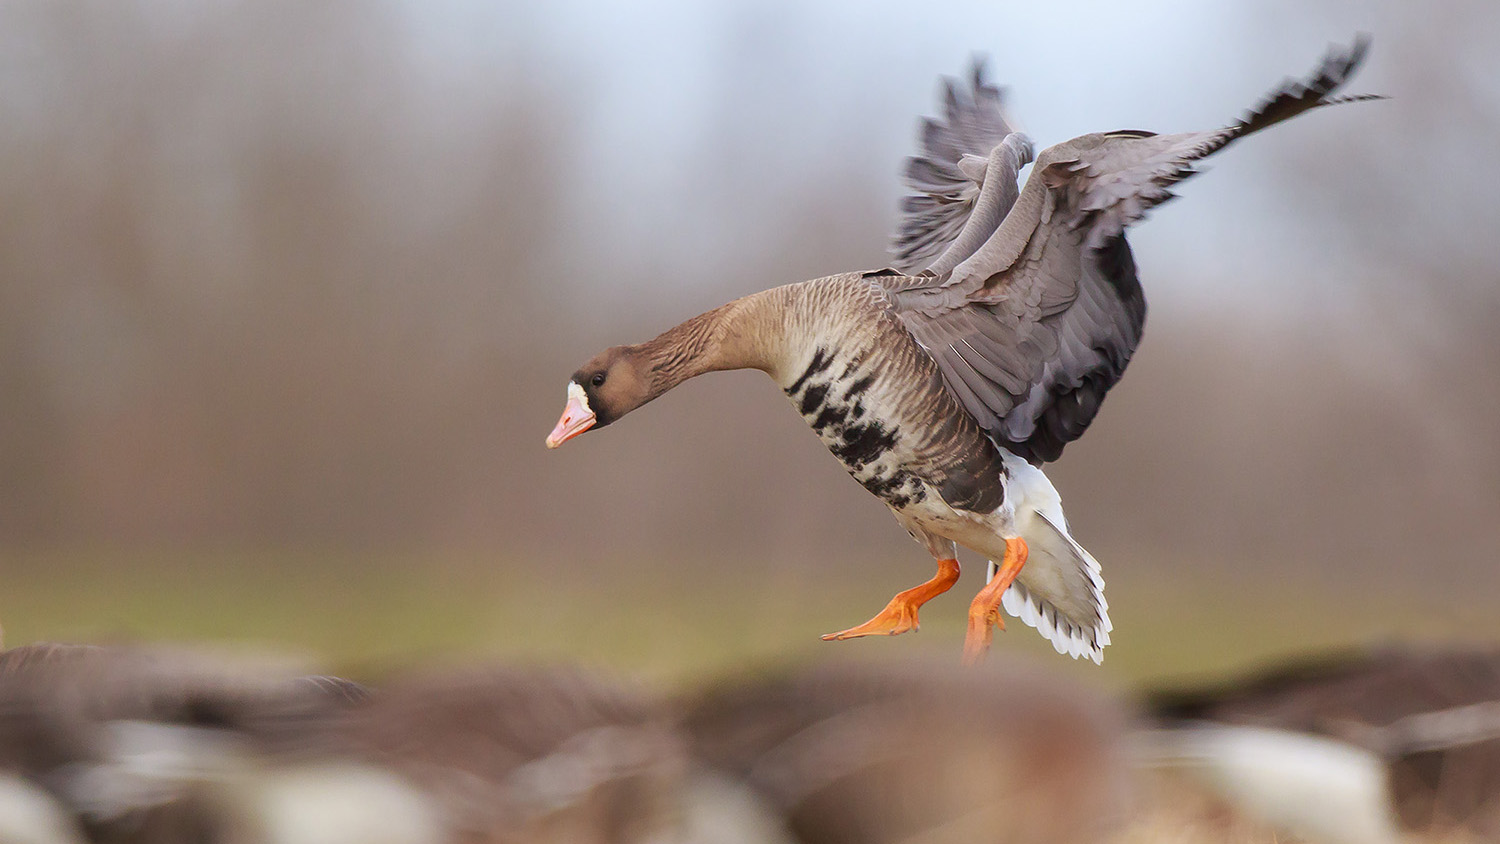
1;0;1497;841
4;641;1500;842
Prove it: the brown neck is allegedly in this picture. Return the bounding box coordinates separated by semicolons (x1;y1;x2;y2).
634;287;789;400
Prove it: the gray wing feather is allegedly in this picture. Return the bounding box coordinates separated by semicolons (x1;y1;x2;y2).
880;36;1378;463
892;60;1029;274
1049;33;1381;251
923;134;1034;277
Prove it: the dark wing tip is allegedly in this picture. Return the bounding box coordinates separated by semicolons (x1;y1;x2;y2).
1322;92;1390;106
1233;34;1382;139
1302;32;1373;100
1347;31;1374;73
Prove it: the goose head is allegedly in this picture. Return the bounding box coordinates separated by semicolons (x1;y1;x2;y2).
546;295;780;449
545;346;654;448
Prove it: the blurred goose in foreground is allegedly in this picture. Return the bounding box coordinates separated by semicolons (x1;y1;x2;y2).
341;664;698;844
0;643;772;844
680;655;1132;844
1140;645;1500;843
548;38;1380;664
0;642;371;844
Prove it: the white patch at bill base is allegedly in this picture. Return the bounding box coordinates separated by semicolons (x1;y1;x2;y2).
567;380;593;414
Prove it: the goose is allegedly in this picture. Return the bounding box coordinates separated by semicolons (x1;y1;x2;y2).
0;643;733;844
679;655;1132;844
340;664;694;843
1141;645;1500;842
0;642;376;844
546;39;1380;664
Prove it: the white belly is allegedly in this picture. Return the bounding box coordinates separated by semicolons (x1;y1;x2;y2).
889;480;1017;560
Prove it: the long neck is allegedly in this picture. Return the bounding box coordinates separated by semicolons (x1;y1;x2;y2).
635;286;791;398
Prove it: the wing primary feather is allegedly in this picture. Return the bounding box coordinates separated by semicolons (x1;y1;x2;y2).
892;57;1021;273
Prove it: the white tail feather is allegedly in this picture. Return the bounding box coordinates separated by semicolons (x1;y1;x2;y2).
990;454;1111;663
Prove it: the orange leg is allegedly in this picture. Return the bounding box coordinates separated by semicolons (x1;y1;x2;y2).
962;537;1028;666
822;557;960;640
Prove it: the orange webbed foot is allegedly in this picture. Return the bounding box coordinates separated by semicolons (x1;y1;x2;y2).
961;537;1028;667
822;557;959;642
821;597;922;640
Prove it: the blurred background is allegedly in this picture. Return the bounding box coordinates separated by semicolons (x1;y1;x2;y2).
0;0;1497;688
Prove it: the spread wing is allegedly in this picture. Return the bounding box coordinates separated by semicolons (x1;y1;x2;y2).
892;59;1030;274
881;36;1379;463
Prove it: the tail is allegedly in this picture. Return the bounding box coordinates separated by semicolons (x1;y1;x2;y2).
991;455;1111;664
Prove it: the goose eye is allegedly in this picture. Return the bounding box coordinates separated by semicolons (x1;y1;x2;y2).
590;373;606;387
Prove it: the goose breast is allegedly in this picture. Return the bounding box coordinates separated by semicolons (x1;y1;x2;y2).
776;274;1009;517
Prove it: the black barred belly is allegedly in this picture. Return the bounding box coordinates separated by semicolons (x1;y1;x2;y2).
785;349;929;511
